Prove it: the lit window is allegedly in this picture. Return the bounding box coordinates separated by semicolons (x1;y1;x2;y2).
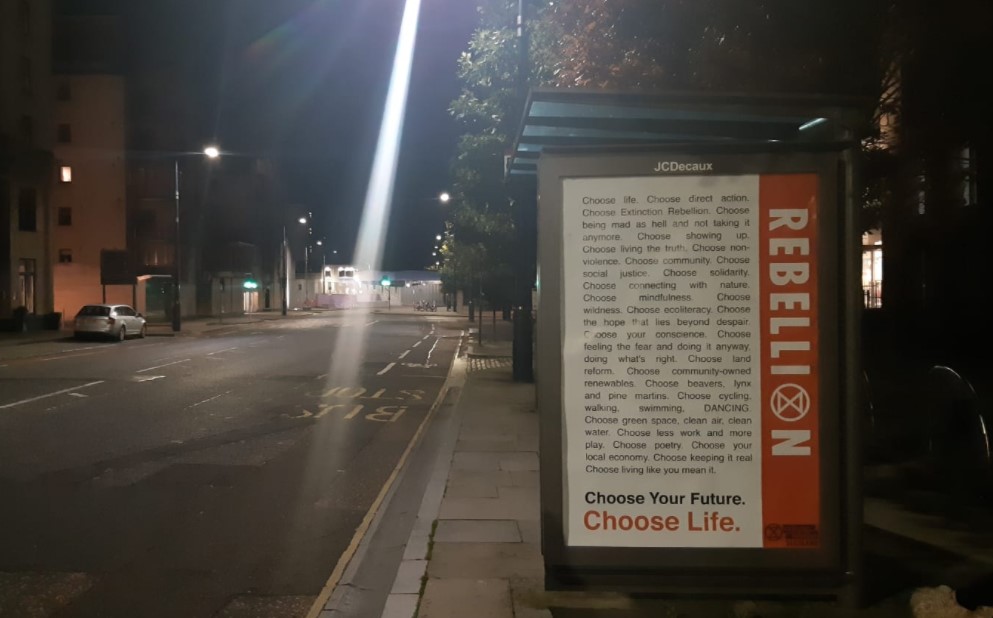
59;249;73;264
60;166;72;183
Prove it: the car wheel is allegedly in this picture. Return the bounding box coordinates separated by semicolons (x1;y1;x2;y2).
139;324;147;338
117;326;127;342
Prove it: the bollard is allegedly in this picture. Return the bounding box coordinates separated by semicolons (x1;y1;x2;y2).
513;306;534;382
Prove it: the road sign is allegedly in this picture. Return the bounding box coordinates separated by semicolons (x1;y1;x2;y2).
100;250;134;286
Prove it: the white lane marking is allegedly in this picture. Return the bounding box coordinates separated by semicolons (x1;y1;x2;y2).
365;320;379;326
207;346;239;356
135;375;165;383
377;362;396;376
40;351;102;362
398;350;410;359
0;381;104;410
136;358;190;373
315;373;328;380
412;341;421;348
424;337;440;365
188;390;232;409
69;392;88;398
421;335;430;341
58;345;104;353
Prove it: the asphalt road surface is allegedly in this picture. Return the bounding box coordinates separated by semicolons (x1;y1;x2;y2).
0;311;465;617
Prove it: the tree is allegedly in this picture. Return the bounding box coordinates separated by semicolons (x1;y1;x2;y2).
443;0;543;312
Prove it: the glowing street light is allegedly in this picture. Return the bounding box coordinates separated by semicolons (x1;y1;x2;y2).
439;191;451;204
435;234;442;241
172;144;221;332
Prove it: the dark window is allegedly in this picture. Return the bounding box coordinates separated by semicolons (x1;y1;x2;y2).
77;305;110;317
58;207;72;226
59;249;73;264
20;56;32;96
18;0;30;35
58;124;72;143
57;81;71;101
18;188;37;231
19;115;33;142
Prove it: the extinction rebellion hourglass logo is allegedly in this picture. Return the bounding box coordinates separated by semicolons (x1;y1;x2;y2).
770;384;811;423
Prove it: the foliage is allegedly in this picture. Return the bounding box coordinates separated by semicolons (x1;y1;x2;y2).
446;0;992;316
441;0;532;307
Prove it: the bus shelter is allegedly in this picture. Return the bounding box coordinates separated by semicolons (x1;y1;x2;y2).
507;89;867;601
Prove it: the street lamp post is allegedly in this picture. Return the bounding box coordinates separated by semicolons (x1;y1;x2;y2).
172;145;220;332
316;240;325;294
281;216;307;316
173;159;181;331
281;225;288;316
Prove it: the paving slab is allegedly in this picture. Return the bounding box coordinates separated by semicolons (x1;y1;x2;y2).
427;543;544;579
447;469;515;487
419;579;512;618
444;480;500;498
517;519;541;545
510;577;554;618
439;492;539;521
461;415;536;435
456;437;521;452
507;470;540;487
498;452;539;471
451;451;504;471
435;520;522;543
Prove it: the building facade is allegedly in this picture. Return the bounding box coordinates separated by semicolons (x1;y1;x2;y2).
0;0;55;323
51;70;128;319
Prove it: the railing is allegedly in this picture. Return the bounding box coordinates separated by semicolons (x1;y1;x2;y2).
863;281;882;309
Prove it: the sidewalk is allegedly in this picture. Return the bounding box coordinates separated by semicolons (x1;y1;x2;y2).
377;324;993;618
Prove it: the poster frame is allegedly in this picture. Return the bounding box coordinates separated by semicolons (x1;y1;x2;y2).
536;143;862;599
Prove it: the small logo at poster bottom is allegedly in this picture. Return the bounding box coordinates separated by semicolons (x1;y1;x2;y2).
765;523;820;547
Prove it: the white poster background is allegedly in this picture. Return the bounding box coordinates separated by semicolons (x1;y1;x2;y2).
563;175;762;547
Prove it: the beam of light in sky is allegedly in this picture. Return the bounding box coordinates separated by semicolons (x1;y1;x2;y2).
292;6;425;607
354;0;422;273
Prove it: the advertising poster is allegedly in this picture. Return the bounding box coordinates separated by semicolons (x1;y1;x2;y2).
561;172;820;549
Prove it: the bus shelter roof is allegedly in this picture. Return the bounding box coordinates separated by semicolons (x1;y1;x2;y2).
507;88;868;178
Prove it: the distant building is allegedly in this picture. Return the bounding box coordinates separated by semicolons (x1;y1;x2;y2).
0;0;55;322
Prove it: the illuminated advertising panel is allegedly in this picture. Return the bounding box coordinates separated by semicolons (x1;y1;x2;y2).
537;149;858;596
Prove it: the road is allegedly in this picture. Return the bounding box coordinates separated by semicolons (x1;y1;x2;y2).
0;311;465;618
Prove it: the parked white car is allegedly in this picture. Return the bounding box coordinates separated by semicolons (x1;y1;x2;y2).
74;304;147;341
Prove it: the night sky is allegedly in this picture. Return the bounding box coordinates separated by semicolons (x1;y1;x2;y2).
73;0;479;269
